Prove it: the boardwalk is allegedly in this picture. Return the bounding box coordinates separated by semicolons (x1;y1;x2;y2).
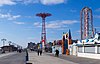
27;51;100;64
27;51;78;64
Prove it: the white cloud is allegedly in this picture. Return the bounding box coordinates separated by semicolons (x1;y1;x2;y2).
61;20;78;24
14;0;66;5
95;27;100;29
20;0;39;4
0;13;21;20
0;32;3;34
13;21;25;25
95;8;100;12
34;20;78;29
70;9;77;12
14;0;39;4
40;0;65;5
46;20;78;29
0;0;67;6
0;0;16;6
33;22;41;27
33;22;40;26
12;15;21;19
46;23;61;28
25;0;39;4
76;30;81;33
94;15;100;19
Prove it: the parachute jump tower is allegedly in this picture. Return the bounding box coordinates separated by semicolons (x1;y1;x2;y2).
36;13;51;48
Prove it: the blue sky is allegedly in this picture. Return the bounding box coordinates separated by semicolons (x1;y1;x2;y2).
0;0;100;47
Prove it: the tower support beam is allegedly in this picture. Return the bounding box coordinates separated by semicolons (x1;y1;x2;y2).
36;13;51;49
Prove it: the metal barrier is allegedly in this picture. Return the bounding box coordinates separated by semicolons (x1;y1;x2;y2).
26;50;29;61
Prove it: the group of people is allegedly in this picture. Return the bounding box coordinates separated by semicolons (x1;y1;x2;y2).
37;48;42;56
37;45;59;57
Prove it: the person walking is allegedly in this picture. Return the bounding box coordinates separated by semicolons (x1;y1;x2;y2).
37;46;40;56
37;45;42;56
40;48;42;56
55;49;59;57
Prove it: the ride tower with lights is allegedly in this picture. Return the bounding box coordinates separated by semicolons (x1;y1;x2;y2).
80;7;94;40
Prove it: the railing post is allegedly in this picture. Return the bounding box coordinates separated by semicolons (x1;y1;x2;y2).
82;43;85;53
26;50;29;61
82;46;85;53
95;45;98;54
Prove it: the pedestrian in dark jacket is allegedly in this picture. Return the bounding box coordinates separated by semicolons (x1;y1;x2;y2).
55;49;59;57
40;48;42;56
37;46;42;56
37;49;40;56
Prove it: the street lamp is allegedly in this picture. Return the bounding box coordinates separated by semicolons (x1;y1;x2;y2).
8;41;12;52
1;38;6;53
1;38;6;46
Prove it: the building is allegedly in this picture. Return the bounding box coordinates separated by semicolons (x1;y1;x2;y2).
27;42;35;50
69;32;100;59
1;45;17;52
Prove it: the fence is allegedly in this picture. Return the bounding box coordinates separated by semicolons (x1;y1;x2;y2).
78;44;100;54
77;44;100;59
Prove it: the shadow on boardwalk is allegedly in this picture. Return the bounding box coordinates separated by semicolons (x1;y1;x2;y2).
27;51;78;64
46;53;100;64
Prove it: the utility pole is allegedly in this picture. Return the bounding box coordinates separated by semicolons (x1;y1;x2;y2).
1;38;6;53
8;41;12;52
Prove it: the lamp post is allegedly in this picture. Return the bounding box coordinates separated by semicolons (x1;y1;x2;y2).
1;39;6;53
1;38;6;46
8;41;12;52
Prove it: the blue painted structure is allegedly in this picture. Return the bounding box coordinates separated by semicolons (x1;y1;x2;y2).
63;39;68;54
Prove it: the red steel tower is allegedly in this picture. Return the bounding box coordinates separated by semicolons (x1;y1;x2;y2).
80;7;94;40
36;13;51;48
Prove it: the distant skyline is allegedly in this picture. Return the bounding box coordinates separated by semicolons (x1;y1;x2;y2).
0;0;100;47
